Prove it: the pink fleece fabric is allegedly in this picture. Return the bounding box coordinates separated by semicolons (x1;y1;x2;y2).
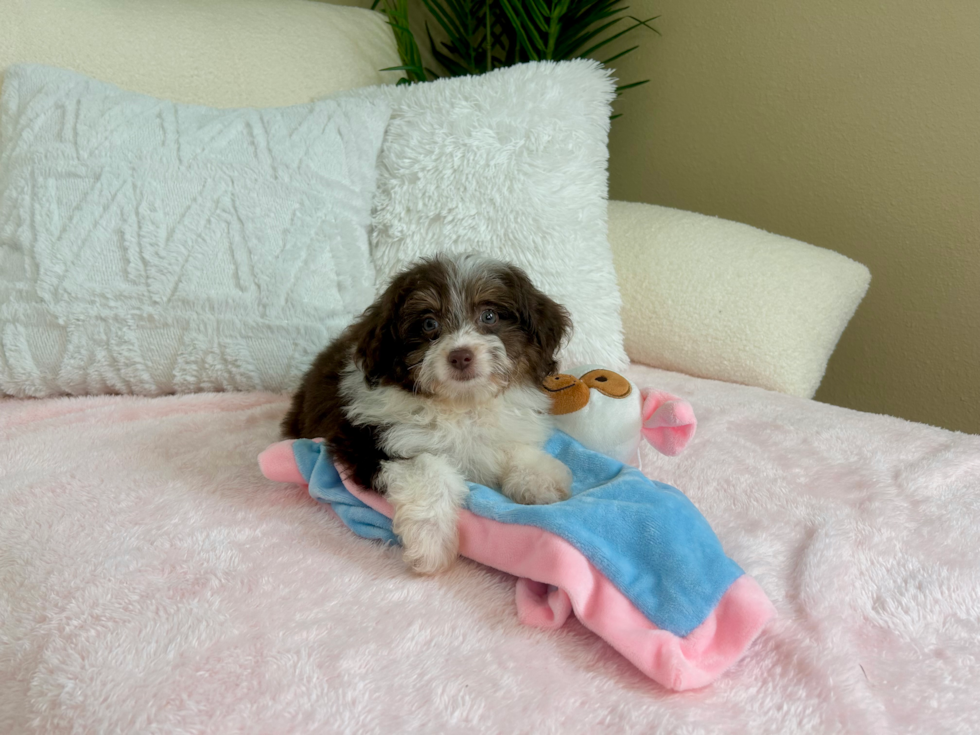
8;364;980;732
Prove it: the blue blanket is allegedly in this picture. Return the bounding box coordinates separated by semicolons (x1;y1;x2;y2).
295;431;744;638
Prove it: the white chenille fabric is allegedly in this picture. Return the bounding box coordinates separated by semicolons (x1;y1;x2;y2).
0;64;391;396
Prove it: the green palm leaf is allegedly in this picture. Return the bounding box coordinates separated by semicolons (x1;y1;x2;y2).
371;0;660;114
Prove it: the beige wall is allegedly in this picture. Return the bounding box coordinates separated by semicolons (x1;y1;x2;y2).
333;0;980;433
606;1;980;434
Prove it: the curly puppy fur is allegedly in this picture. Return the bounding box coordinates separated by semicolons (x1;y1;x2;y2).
283;255;573;573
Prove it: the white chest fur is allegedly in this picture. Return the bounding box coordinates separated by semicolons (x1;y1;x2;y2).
339;365;553;486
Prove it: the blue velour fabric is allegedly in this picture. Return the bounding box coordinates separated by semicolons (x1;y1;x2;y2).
293;439;397;544
291;432;743;637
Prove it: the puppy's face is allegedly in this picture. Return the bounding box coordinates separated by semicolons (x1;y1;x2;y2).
354;256;570;402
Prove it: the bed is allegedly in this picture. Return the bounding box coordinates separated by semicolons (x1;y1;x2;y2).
3;364;979;733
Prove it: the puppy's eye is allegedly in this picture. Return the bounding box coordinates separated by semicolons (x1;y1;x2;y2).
480;309;498;326
422;317;439;333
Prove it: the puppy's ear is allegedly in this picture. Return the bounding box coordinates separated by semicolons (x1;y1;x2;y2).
353;280;407;385
503;265;572;379
353;306;397;385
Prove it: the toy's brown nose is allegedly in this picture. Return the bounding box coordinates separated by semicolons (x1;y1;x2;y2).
448;348;474;371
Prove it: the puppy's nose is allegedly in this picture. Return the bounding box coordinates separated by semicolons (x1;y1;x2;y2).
447;348;475;371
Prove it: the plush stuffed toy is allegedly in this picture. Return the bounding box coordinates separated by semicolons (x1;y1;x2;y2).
541;365;698;465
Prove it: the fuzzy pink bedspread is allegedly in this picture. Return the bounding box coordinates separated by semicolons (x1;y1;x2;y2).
2;365;979;734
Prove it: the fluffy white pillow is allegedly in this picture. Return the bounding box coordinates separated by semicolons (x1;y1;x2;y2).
352;60;628;370
0;64;391;396
608;201;871;398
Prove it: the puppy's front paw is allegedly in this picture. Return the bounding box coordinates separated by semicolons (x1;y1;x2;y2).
396;517;459;575
380;454;468;576
502;452;572;505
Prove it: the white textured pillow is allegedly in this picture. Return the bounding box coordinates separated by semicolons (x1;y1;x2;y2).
353;61;628;370
608;201;871;398
0;64;391;397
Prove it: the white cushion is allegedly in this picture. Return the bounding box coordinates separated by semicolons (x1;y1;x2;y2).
350;60;629;370
0;64;391;396
608;201;871;398
0;0;401;107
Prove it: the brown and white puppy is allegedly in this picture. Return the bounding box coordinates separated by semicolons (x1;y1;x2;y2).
282;255;573;574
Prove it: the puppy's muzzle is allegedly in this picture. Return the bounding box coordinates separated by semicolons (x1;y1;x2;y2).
447;347;476;381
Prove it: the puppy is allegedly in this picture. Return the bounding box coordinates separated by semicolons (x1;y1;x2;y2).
282;255;573;574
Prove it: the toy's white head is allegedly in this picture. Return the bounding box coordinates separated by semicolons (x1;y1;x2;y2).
542;365;643;465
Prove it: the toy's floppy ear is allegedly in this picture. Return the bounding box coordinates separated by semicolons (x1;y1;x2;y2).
580;369;632;398
541;373;589;415
640;390;697;456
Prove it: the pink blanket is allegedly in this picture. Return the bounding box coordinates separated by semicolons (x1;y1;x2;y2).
2;364;979;733
258;435;774;691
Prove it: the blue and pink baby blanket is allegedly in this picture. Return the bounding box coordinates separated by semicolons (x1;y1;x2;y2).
259;432;773;691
